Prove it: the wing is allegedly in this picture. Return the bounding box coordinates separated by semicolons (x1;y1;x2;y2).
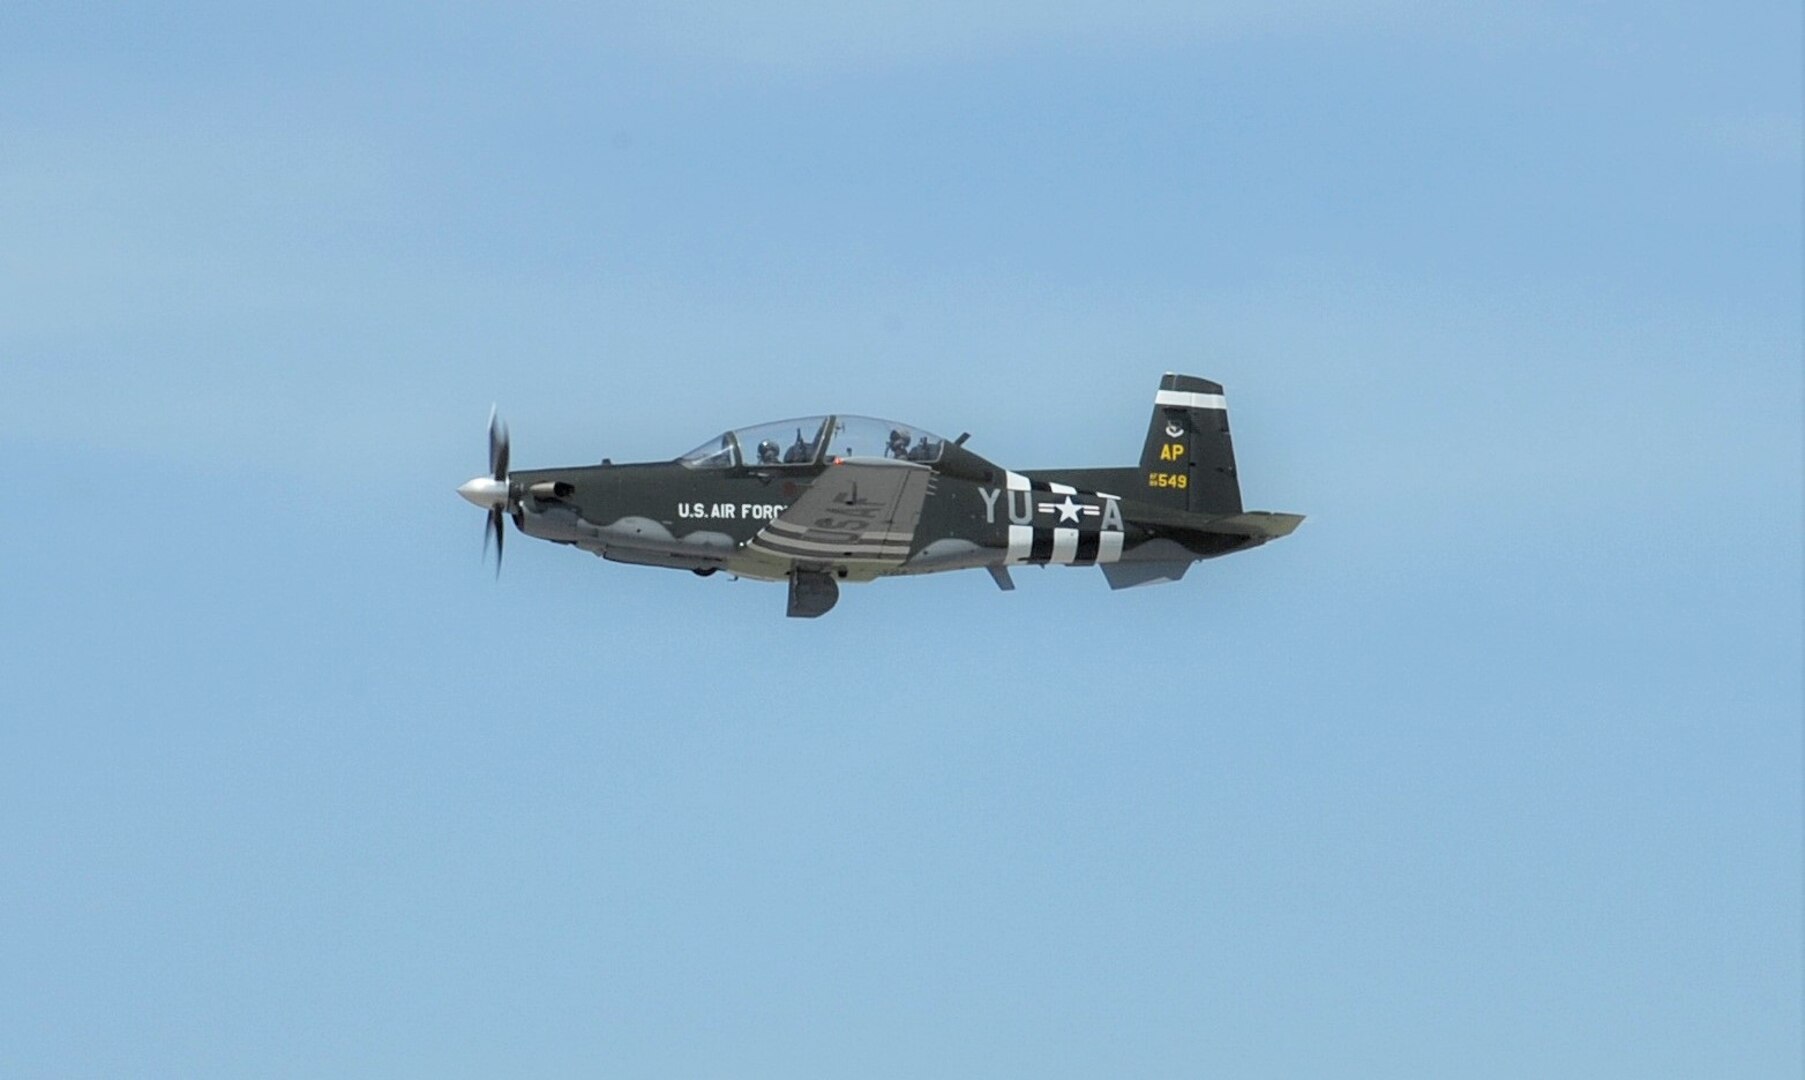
746;458;934;567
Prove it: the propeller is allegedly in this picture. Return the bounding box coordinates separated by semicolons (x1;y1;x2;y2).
459;406;516;577
488;404;509;478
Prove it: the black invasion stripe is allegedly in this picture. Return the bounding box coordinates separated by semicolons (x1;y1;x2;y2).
1074;531;1102;565
1029;528;1055;563
1030;479;1053;493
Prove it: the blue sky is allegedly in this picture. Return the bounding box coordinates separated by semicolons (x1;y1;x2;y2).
3;3;1799;1076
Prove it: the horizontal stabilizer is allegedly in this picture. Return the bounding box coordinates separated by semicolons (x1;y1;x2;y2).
1193;511;1305;539
1101;561;1191;590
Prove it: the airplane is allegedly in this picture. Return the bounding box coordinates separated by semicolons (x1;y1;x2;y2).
457;373;1303;617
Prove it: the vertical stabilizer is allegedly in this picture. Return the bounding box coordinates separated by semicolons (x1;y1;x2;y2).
1138;373;1243;515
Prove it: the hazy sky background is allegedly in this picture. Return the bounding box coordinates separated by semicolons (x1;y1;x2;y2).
3;3;1800;1076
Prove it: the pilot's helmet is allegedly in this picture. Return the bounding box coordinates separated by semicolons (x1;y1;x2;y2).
757;439;780;463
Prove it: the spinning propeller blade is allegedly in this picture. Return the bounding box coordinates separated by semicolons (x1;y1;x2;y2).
488;406;509;481
488;508;505;576
462;405;514;577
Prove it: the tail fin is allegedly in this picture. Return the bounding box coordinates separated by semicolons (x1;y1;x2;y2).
1137;373;1243;515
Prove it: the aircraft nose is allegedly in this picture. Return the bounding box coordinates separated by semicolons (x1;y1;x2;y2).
458;476;509;508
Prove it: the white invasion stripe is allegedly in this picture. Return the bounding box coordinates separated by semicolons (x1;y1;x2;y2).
1097;531;1125;563
1155;389;1227;410
750;534;909;559
749;536;909;561
767;521;913;544
1047;481;1076;495
751;534;910;555
1007;524;1034;563
750;532;910;554
1005;470;1031;491
1051;528;1080;564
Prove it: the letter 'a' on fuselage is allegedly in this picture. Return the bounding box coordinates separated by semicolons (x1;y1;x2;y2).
1139;373;1242;516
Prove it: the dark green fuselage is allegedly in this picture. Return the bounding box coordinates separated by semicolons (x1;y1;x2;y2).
469;375;1301;614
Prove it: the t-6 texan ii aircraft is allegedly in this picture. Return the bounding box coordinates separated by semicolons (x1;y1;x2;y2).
457;373;1303;617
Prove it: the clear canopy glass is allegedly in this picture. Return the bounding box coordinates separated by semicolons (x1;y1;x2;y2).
821;415;945;463
739;417;832;466
677;431;738;469
678;415;944;469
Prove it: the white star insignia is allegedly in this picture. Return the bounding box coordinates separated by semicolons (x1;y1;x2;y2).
1054;495;1083;524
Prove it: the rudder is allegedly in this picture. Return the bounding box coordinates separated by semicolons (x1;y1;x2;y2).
1137;373;1243;515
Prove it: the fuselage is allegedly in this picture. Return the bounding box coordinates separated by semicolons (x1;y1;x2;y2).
458;376;1302;614
506;449;1261;585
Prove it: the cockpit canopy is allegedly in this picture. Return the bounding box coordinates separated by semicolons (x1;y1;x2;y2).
678;415;947;470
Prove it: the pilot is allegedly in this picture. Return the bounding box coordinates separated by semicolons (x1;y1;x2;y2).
783;428;812;464
757;439;780;465
888;429;911;459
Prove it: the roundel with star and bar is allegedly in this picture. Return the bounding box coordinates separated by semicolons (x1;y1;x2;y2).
985;471;1127;566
